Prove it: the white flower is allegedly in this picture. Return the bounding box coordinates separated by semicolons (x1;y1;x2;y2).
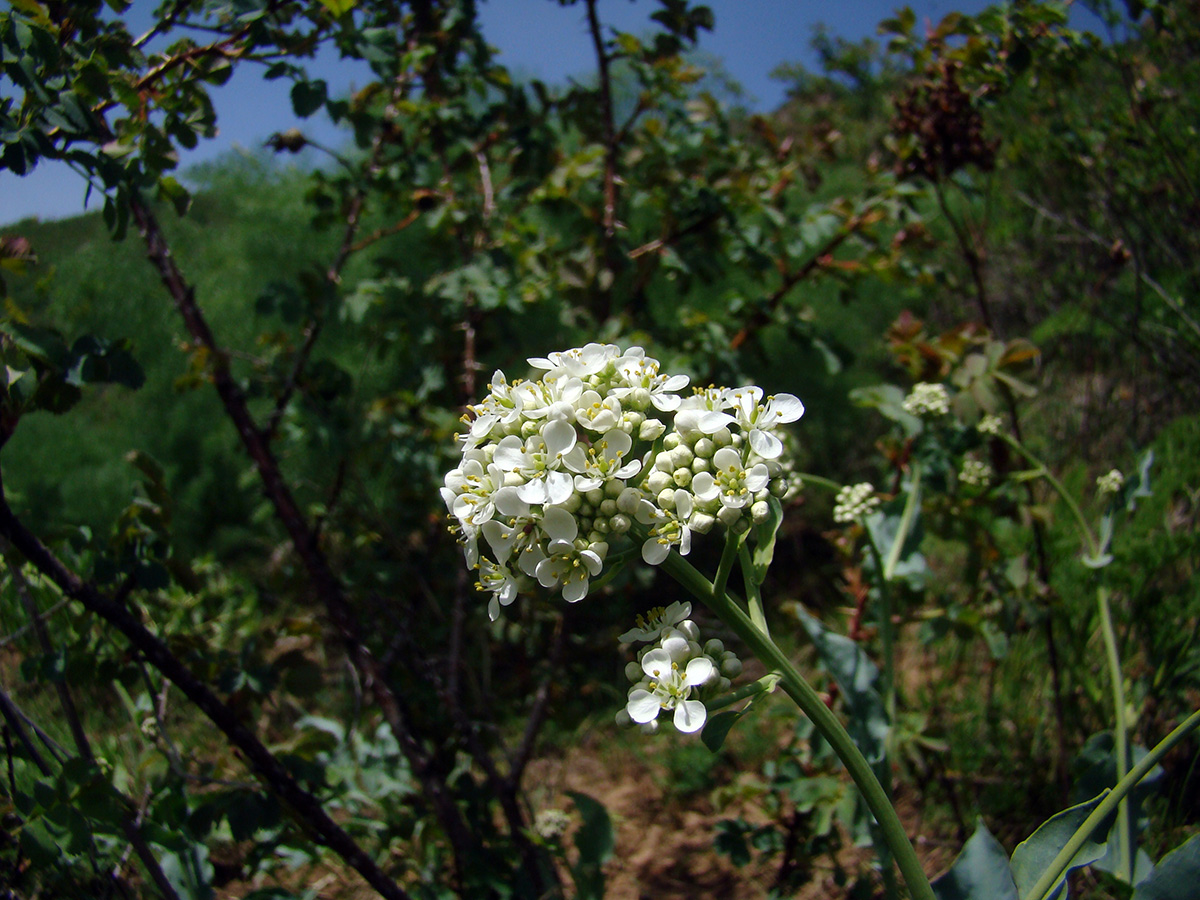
698;385;805;459
534;808;571;841
977;414;1004;436
528;342;621;379
902;382;951;418
1097;468;1125;495
959;458;993;488
610;349;690;412
476;558;521;621
692;447;768;509
619;601;693;643
493;420;578;505
563;428;641;492
625;644;714;733
635;491;694;564
833;482;879;524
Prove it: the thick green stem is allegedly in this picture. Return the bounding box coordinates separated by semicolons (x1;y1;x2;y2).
713;529;740;600
654;549;935;900
1097;584;1132;880
864;531;897;724
1022;707;1200;900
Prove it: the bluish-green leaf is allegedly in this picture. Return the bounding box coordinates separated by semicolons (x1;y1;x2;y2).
1011;790;1112;900
1133;834;1200;900
932;821;1019;900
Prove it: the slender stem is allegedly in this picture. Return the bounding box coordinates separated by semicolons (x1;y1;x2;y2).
713;530;740;600
793;472;843;493
654;549;935;900
738;543;770;638
1000;435;1100;557
863;530;897;725
706;673;781;712
884;461;922;582
1097;584;1132;880
1022;707;1200;900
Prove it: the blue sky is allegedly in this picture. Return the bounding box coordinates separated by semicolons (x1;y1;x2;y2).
1;1;1101;225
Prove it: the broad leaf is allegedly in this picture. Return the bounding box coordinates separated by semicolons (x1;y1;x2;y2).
1133;835;1200;900
932;821;1019;900
1011;790;1111;900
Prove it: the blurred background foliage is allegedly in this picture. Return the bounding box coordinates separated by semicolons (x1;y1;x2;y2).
0;0;1197;897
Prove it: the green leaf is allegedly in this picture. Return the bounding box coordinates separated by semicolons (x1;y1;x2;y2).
749;494;783;585
1011;790;1112;900
932;821;1019;900
1133;835;1200;900
701;709;742;753
567;791;613;900
290;79;327;118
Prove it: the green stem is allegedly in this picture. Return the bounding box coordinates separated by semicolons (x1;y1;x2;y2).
864;529;897;725
1000;435;1099;557
1022;707;1200;900
1097;584;1132;881
654;549;935;900
794;472;844;493
706;673;780;712
713;529;740;600
884;461;922;582
738;542;770;638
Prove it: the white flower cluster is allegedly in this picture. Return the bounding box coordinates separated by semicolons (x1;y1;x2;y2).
902;382;951;418
442;344;803;619
616;602;742;734
533;808;571;842
833;482;879;524
959;458;994;487
976;414;1004;436
1096;468;1125;495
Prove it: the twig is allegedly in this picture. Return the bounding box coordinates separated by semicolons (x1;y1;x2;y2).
585;0;618;239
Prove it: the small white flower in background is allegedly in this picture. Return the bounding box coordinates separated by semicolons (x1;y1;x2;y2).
534;808;571;842
833;482;879;524
902;382;951;418
959;458;993;488
977;414;1004;436
1097;468;1125;495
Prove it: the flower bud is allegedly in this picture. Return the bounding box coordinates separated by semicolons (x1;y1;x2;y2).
657;488;677;510
692;457;710;475
646;470;672;493
609;513;631;534
704;638;725;656
717;677;731;692
718;505;742;528
693;437;716;459
751;500;770;523
615;708;634;728
689;511;716;534
720;655;742;678
663;433;681;450
599;499;617;516
639;418;666;441
678;620;700;641
617;487;642;514
586;488;604;506
625;661;643;682
672;468;692;488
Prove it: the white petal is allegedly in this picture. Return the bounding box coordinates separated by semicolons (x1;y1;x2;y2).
674;699;707;733
541;505;578;543
562;576;589;603
642;538;670;565
627;689;662;724
641;648;673;679
685;657;714;685
749;428;783;460
691;472;717;501
767;393;805;422
699;411;735;434
545;470;575;505
542;419;578;458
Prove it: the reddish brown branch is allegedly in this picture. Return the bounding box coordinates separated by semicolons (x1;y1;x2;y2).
0;488;412;900
127;196;477;868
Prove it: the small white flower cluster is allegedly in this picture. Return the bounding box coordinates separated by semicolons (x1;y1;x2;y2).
533;808;571;842
833;482;879;524
442;344;803;619
1096;468;1125;495
616;602;741;734
959;458;994;488
902;382;951;418
976;414;1004;436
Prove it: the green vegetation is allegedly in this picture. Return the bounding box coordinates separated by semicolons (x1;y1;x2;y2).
0;1;1197;898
